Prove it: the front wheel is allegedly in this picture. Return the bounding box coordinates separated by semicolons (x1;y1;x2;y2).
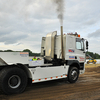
0;67;27;94
68;67;79;83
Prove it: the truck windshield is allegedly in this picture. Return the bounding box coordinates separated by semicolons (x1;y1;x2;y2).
76;38;84;51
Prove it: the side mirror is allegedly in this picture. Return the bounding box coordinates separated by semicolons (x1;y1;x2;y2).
86;41;89;50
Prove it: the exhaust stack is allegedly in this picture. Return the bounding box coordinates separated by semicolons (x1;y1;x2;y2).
61;26;65;61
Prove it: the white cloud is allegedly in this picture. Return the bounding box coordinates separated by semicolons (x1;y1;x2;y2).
88;29;100;38
0;0;100;54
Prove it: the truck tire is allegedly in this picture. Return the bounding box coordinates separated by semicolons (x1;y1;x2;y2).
68;67;79;83
0;67;27;94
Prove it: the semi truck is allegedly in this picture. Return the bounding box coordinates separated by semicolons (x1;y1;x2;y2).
0;29;88;94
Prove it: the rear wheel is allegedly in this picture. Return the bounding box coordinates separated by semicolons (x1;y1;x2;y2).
68;67;79;83
0;67;27;94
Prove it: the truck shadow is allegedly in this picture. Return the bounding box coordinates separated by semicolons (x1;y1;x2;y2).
26;78;68;91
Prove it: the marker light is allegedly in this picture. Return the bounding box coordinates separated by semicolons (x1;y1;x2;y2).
78;34;80;37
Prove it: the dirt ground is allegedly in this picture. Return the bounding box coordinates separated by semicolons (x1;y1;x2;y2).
1;64;100;100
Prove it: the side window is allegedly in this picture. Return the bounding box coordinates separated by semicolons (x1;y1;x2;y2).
76;38;84;51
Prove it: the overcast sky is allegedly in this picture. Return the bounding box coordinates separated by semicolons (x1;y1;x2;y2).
0;0;100;54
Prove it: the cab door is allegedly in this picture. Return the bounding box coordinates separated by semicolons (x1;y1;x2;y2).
75;38;85;62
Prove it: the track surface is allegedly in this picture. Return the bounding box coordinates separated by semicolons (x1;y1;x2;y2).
1;64;100;100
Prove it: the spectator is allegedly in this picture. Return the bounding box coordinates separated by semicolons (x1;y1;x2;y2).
32;56;37;61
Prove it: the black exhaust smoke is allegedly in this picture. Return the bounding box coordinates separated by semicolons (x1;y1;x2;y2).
53;0;64;25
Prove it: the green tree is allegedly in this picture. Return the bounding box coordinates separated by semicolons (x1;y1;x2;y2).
86;51;100;59
23;49;33;56
4;50;13;52
23;49;40;56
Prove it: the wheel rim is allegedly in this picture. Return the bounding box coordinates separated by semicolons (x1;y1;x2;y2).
8;75;21;89
71;70;78;80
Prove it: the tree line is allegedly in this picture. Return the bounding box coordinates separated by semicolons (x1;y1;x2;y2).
86;51;100;59
0;49;40;56
0;49;100;59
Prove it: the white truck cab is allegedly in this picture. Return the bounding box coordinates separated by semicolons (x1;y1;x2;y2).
0;31;88;94
41;31;86;73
